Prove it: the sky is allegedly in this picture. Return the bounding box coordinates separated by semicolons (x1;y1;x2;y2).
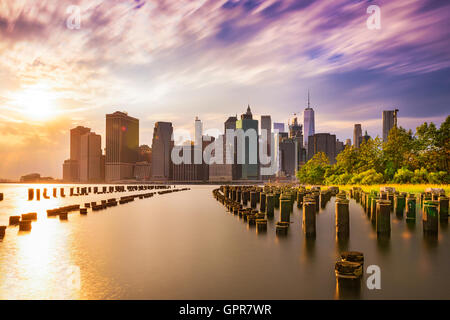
0;0;449;179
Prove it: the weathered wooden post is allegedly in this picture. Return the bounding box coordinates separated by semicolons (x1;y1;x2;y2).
19;220;32;232
336;198;350;239
370;197;378;224
297;191;304;208
250;191;258;209
36;189;41;201
53;188;57;198
256;219;267;233
9;216;20;225
60;188;65;197
280;199;291;223
394;194;406;217
274;192;280;209
438;196;449;220
266;194;274;217
28;188;34;201
376;200;391;235
0;226;6;238
303;200;316;237
406;195;416;220
423;201;438;235
260;193;266;213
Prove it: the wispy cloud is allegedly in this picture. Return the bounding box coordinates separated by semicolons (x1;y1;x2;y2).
0;0;448;178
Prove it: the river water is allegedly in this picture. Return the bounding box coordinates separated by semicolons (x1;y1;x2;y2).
0;184;449;300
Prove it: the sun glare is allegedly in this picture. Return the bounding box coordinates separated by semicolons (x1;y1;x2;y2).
11;85;58;121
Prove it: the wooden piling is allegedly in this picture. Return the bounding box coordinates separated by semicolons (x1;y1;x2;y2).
376;200;391;235
394;194;405;217
260;193;266;213
19;220;32;232
28;188;34;201
406;195;416;220
438;196;449;219
303;201;316;237
280;199;291;223
336;198;350;239
423;201;438;235
250;192;257;209
266;194;274;217
9;216;20;225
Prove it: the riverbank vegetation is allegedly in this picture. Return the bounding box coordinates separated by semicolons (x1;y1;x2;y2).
296;116;449;186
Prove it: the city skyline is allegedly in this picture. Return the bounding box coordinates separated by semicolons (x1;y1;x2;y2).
0;0;449;179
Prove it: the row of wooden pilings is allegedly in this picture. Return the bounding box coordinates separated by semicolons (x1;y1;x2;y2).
26;185;172;201
0;187;190;238
350;186;449;237
212;184;345;237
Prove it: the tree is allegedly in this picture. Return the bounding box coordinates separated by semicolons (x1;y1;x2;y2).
383;126;415;173
296;152;330;185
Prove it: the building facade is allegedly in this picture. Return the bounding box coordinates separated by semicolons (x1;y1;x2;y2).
80;132;102;182
105;111;139;182
303;99;315;153
382;109;399;142
236;106;259;180
308;133;337;164
151;121;173;180
353;124;362;148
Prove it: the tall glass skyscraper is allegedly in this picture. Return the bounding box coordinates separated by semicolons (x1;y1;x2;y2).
105;111;139;182
303;92;315;151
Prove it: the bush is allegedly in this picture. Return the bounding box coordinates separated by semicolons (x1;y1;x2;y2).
351;169;384;185
428;171;448;184
393;167;414;183
411;168;428;184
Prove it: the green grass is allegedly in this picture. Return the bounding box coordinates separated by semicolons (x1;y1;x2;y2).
330;184;450;195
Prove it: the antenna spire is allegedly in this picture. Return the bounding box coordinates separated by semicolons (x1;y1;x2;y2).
307;90;311;108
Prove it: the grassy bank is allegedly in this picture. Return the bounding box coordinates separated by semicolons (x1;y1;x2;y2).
330;184;450;194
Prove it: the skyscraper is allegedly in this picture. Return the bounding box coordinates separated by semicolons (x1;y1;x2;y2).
194;117;203;165
105;111;139;182
273;122;285;133
151;122;173;180
80;132;102;182
382;109;399;142
353;124;362;148
67;126;91;181
303;91;315;151
307;133;337;164
260;115;272;180
236;105;259;180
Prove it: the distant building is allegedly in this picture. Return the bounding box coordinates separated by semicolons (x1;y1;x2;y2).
345;139;352;146
273;122;285;133
80;132;102;182
20;173;54;183
151;122;173;181
336;139;345;155
303;92;315;153
279;138;296;177
138;145;152;163
362;131;371;144
66;126;91;182
308;133;337;164
63;159;79;182
260;115;272;180
353;124;362;148
105;111;139;182
236;105;259;180
134;162;152;181
382;109;399;142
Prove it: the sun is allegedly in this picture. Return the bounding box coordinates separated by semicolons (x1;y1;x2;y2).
11;84;58;121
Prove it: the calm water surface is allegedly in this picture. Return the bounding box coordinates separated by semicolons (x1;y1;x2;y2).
0;184;449;299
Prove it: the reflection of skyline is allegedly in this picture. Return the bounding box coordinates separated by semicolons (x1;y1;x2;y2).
0;0;449;179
